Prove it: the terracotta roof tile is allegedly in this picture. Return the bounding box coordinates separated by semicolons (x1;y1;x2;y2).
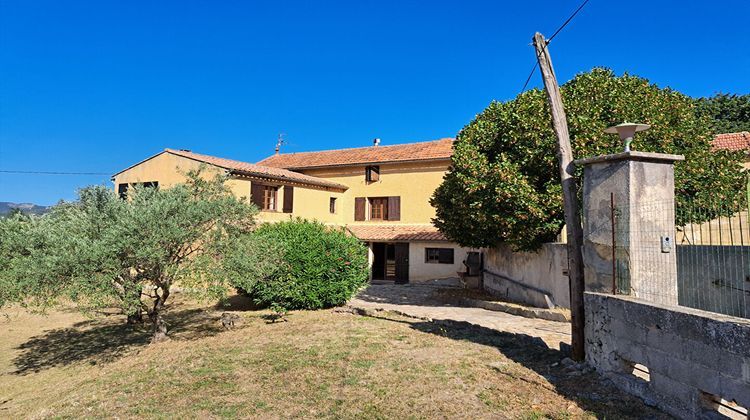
257;138;455;169
165;149;348;190
712;132;750;152
346;224;448;242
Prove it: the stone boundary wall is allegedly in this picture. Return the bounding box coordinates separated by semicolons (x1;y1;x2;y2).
584;292;750;418
483;243;570;309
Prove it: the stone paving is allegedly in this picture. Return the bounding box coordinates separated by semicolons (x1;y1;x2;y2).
349;282;572;350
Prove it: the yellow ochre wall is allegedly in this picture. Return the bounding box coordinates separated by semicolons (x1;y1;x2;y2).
227;178;345;223
113;152;450;227
113;152;220;188
113;152;345;223
299;160;450;225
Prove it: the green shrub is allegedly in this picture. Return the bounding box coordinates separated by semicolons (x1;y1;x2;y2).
248;219;369;310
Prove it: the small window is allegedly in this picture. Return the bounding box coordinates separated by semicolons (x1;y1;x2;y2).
369;197;388;220
365;165;380;183
141;181;158;189
425;248;454;264
117;183;129;199
263;186;278;211
329;197;337;214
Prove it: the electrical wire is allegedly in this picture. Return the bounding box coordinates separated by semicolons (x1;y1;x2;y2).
519;0;592;94
547;0;591;43
0;170;110;176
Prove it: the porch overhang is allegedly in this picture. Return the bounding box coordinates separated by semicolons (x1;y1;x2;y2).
346;225;448;242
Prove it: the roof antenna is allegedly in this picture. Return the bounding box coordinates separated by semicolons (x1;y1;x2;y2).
275;133;286;155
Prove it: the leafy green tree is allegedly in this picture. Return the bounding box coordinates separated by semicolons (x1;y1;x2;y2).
248;219;369;310
697;93;750;133
431;68;746;251
0;171;278;342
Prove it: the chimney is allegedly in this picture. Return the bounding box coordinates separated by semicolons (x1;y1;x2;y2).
373;138;381;147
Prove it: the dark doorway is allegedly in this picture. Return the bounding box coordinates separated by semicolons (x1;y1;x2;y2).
372;243;386;280
394;243;409;284
371;242;409;283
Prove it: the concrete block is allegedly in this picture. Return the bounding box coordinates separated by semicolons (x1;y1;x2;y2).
614;341;650;366
719;376;750;409
705;317;750;359
685;338;724;372
609;317;648;345
644;328;691;361
605;371;651;400
665;356;722;397
605;295;627;321
649;371;700;418
621;297;676;331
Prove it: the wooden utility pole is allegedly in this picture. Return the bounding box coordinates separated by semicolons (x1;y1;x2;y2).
533;32;585;361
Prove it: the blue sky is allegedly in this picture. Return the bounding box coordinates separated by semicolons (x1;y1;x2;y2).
1;0;749;205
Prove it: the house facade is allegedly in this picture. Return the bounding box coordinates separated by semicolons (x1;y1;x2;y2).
112;138;475;284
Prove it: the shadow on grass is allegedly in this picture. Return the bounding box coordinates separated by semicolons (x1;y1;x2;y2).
12;307;224;375
354;283;459;307
215;293;264;312
405;319;670;419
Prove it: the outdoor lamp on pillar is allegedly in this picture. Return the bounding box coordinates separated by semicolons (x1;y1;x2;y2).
604;123;650;152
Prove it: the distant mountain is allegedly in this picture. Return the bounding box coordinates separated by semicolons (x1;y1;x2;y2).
0;202;52;216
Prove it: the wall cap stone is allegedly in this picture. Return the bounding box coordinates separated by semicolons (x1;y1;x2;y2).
574;151;685;166
585;292;750;324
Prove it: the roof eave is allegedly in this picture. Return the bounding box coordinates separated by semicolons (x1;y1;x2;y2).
111;150;174;179
229;170;348;192
272;156;453;171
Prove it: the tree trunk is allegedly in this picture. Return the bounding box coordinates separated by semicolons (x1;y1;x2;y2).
126;311;143;324
150;311;169;343
149;286;170;343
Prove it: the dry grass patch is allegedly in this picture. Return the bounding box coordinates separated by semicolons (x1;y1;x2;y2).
0;294;668;419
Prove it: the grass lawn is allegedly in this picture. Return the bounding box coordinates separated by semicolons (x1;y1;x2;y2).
0;293;667;419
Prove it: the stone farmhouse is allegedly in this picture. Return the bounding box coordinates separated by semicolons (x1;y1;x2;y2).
112;138;478;284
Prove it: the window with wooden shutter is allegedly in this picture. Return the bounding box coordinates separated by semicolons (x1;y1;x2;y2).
365;166;380;183
262;186;278;211
329;197;337;214
117;183;129;199
369;197;388;220
283;186;294;213
250;183;264;208
354;197;366;221
387;196;400;221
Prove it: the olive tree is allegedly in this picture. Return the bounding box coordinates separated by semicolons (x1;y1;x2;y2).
0;171;278;342
431;68;746;251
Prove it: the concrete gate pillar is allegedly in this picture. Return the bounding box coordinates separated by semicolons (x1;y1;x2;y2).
574;151;684;306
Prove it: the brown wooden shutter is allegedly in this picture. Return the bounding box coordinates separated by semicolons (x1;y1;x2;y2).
250;182;264;208
283;186;294;213
354;197;366;221
387;196;400;221
366;166;380;182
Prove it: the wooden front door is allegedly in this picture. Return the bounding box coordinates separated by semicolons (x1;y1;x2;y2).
394;243;409;284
